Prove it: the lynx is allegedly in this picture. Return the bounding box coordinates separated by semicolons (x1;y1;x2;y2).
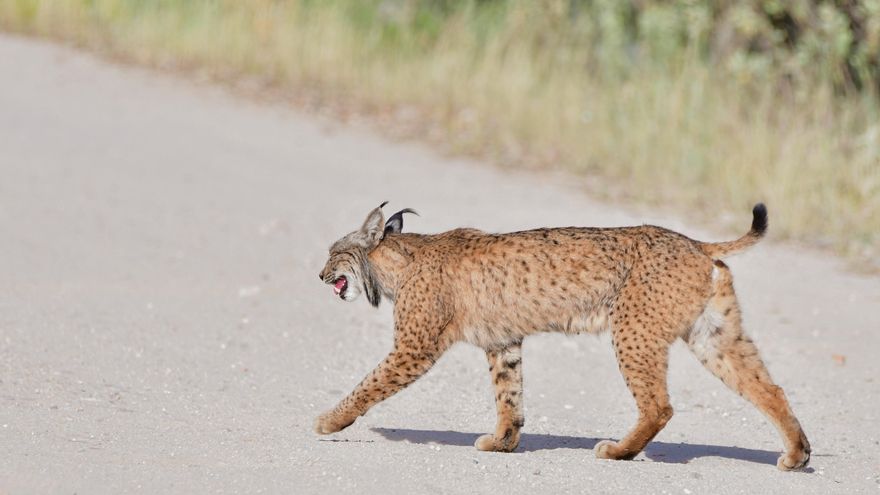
315;202;810;470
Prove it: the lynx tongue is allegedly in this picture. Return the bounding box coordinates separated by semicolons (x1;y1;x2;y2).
333;277;347;295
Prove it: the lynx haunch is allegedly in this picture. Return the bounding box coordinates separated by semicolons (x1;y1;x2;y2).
316;202;810;470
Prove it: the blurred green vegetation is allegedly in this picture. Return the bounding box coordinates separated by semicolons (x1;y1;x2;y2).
1;0;878;263
325;0;880;92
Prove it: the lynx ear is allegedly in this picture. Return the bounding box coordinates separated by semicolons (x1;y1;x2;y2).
358;201;388;248
384;208;418;235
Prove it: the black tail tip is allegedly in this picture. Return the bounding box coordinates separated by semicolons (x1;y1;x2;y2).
751;203;768;234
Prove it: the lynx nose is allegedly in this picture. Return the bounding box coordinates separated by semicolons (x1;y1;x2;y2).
318;272;324;281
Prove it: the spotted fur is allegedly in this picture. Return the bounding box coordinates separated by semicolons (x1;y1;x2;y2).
315;203;810;470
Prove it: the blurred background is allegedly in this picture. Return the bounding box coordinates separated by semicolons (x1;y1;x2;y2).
1;0;877;266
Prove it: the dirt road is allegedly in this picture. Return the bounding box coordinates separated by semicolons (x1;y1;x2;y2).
1;33;878;494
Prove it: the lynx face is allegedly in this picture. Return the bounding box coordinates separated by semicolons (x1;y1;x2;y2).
318;202;416;306
319;238;373;304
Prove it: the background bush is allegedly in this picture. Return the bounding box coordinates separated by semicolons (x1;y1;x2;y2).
1;0;877;264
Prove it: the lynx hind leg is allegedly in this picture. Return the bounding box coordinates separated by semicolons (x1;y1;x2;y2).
686;261;810;471
596;320;674;461
475;343;524;452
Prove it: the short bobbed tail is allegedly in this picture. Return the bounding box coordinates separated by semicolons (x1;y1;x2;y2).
699;203;768;259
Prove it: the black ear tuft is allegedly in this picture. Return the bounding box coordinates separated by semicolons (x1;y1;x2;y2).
383;208;419;235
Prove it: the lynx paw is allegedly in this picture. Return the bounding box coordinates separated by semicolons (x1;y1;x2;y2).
594;440;637;460
313;411;355;435
475;433;518;452
777;448;810;471
594;440;619;459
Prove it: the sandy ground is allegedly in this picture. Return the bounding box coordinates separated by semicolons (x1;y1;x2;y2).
0;33;878;494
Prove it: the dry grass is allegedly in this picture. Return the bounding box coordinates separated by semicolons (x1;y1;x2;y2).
1;0;877;264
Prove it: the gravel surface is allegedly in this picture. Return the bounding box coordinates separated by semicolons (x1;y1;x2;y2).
1;33;878;494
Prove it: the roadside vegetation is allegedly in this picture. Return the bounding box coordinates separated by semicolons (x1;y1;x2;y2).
2;0;878;263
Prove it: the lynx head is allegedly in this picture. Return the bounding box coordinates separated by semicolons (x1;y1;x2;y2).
318;202;417;306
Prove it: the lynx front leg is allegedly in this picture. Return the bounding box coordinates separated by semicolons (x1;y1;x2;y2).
315;289;453;435
475;343;524;452
314;347;442;434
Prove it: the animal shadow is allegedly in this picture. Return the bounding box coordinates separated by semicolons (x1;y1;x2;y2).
371;427;784;467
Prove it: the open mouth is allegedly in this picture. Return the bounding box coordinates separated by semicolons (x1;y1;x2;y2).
332;276;348;298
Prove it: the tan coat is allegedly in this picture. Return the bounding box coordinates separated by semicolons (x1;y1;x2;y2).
316;203;809;470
